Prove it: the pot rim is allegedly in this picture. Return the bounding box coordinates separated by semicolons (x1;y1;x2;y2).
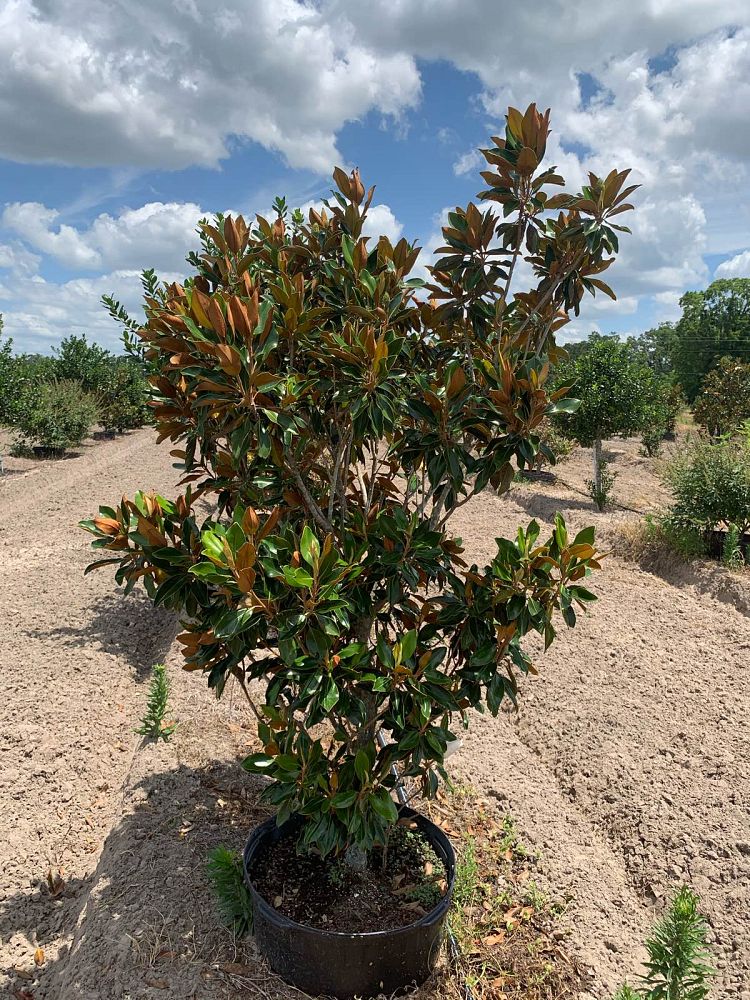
243;805;456;940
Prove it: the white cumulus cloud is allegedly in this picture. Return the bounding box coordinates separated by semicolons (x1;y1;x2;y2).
0;0;421;173
3;200;207;272
715;250;750;279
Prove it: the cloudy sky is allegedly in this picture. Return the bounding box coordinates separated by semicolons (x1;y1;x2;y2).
0;0;749;353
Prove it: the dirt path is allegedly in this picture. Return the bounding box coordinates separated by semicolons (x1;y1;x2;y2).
1;432;748;1000
453;467;750;999
0;430;179;993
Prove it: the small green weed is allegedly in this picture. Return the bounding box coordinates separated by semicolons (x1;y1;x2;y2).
612;886;713;1000
586;459;617;510
136;663;176;740
722;523;745;568
207;845;253;936
453;836;479;908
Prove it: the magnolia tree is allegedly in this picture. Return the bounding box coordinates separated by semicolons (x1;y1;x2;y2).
693;356;750;437
83;105;634;859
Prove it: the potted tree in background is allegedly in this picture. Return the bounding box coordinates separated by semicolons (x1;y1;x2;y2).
82;104;635;1000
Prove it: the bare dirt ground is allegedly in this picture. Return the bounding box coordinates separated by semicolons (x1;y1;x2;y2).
1;431;748;1000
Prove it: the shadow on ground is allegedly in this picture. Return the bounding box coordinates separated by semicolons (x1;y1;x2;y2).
0;759;289;1000
25;592;177;681
510;486;599;521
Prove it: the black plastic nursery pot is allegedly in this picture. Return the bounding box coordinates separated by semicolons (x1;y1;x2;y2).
705;527;750;561
243;806;456;1000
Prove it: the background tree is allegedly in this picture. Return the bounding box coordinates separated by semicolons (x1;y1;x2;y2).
692;356;750;437
54;333;114;393
669;279;750;400
627;321;679;377
0;322;16;425
559;337;593;363
553;334;661;503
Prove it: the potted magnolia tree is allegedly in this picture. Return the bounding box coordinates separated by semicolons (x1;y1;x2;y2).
82;104;635;999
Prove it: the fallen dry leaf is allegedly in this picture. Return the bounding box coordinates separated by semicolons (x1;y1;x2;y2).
46;869;65;897
33;948;44;967
483;932;506;947
219;962;252;975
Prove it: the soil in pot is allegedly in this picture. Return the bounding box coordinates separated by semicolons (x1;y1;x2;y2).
250;817;448;933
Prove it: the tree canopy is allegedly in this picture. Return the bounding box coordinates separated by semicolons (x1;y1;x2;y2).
554;333;657;447
638;279;750;400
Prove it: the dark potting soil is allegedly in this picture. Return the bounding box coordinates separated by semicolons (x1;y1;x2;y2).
250;819;448;933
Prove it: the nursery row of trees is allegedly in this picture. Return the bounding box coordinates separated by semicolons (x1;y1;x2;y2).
0;323;151;453
551;278;750;509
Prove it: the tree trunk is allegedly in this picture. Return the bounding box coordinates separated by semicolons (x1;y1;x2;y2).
593;437;602;497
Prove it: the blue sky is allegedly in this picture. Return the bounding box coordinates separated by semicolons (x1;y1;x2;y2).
0;1;749;353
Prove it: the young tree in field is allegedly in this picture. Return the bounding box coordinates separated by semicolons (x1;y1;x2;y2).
54;333;113;393
82;104;635;864
692;356;750;437
554;335;659;505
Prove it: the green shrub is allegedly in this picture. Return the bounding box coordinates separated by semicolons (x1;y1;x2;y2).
0;338;57;426
98;361;152;434
693;356;750;437
721;523;745;568
642;380;684;457
54;333;113;393
0;334;18;425
533;417;577;470
55;334;151;434
14;379;99;454
611;515;706;568
657;517;707;562
667;435;750;535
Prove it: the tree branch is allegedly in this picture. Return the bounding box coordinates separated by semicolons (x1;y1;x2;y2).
286;452;335;534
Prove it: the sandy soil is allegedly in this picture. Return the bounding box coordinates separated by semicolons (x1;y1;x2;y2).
1;432;748;1000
